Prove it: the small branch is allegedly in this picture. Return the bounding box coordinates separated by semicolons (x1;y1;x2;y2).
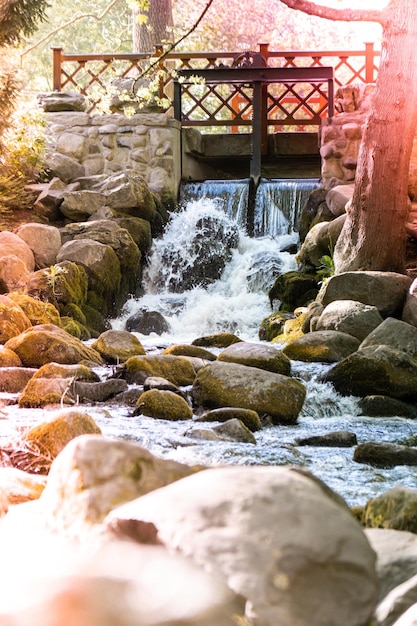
278;0;386;26
21;0;122;59
133;0;217;86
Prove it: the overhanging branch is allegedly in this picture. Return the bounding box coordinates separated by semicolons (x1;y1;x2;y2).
278;0;386;26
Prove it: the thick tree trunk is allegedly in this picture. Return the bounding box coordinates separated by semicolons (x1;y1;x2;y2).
133;0;173;53
334;1;417;273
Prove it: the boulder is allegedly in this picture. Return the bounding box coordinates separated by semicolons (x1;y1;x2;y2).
60;220;141;293
16;223;62;269
217;341;291;375
267;270;319;310
296;214;346;268
361;487;417;534
314;299;383;341
91;329;145;363
115;216;152;254
325;184;354;217
39;91;87;111
72;378;128;403
195;407;262;432
60;190;107;221
0;294;32;344
375;573;417;626
0;467;47;504
135;389;193;420
105;466;377;626
162;344;217;361
258;311;295;342
0;347;22;367
366;528;417;601
97;171;157;220
25;261;89;311
56;239;121;303
353;442;417;468
210;418;257;443
191;361;306;424
8;292;61;327
33;177;67;222
125;309;170;335
360;317;417;358
0;255;31;292
0;539;241;626
0;231;35;272
358;396;417;419
402;277;417;329
295;430;357;447
192;332;242;348
5;324;103;367
282;329;360;363
323;345;417;400
45;152;85;183
122;354;196;386
38;434;202;533
317;271;412;317
0;367;36;393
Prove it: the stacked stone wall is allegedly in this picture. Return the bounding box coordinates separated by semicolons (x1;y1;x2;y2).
44;110;181;202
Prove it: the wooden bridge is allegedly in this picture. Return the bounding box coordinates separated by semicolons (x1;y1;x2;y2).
52;43;379;182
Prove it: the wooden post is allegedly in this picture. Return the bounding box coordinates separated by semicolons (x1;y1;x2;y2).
52;47;63;91
365;42;375;83
258;43;269;155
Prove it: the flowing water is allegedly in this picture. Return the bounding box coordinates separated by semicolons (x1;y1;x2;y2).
3;179;417;508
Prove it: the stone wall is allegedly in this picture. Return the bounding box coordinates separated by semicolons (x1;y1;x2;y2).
44;107;181;203
320;83;417;196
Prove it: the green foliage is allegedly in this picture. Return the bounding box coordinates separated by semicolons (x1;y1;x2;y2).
317;253;335;280
0;0;49;46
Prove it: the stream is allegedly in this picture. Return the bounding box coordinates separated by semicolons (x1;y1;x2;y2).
2;181;417;508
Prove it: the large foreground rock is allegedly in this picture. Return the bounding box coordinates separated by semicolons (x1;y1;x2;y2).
191;361;306;424
38;434;202;536
105;465;378;626
314;299;383;341
282;329;360;363
318;271;412;317
0;538;242;626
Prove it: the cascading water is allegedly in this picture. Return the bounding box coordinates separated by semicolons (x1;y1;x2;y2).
106;179;417;507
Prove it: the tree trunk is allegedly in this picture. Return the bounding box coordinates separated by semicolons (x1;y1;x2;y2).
132;0;173;53
334;0;417;273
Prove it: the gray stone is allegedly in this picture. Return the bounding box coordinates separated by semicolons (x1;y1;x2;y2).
315;299;383;341
105;465;377;626
191;361;306;425
317;271;412;317
16;224;62;269
326;184;354;217
360;317;417;358
38;91;87;112
282;329;360;362
217;341;291;375
45;152;85;183
60;190;107;221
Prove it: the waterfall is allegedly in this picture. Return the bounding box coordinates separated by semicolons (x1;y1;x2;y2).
254;178;320;237
114;195;297;342
180;177;320;237
179;179;250;228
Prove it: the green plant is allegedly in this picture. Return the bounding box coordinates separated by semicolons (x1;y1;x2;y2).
317;236;335;282
45;264;68;295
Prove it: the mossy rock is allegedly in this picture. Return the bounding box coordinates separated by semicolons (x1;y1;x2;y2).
122;354;196;386
81;302;111;337
14;409;102;473
195;407;262;432
268;271;320;311
0;346;22;367
0;295;32;344
162;344;217;361
135;389;193;420
8;292;61;327
361;486;417;533
258;311;294;342
191;333;242;349
91;329;146;363
32;362;100;382
282;330;360;363
272;312;308;345
218;342;291;376
5;324;102;367
115;216;152;254
60;316;91;341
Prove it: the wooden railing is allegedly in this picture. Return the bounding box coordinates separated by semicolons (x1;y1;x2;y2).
52;42;379;128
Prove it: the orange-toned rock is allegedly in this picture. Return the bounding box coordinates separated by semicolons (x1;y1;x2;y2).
0;231;35;271
0;295;32;344
0;255;31;292
5;324;102;367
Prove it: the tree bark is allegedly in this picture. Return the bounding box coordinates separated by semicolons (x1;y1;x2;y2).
333;1;417;272
280;0;417;274
133;0;173;53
